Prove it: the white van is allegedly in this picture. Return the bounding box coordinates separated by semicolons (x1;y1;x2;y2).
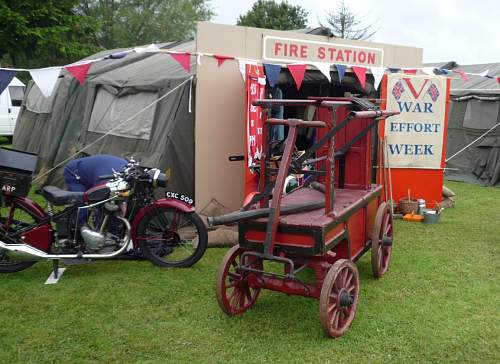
0;77;25;138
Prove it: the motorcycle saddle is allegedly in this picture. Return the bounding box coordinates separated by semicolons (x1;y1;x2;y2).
42;186;85;206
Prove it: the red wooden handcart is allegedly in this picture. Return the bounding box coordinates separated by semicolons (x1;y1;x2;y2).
209;97;399;337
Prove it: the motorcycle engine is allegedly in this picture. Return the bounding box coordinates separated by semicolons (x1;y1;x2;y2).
80;226;118;252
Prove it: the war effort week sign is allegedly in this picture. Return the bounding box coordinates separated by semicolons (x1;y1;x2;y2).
385;74;447;169
263;36;384;67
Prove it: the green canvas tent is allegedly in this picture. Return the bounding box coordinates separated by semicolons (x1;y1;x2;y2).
431;62;500;186
13;40;196;197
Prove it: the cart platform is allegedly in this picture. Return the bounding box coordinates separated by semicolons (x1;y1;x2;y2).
239;184;382;257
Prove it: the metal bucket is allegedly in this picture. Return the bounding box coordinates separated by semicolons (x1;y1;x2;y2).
423;209;440;224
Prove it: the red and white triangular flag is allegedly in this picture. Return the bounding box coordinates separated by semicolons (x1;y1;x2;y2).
352;66;367;89
29;67;61;97
214;55;234;67
66;62;93;85
170;52;191;73
369;67;385;91
312;62;331;82
454;70;469;82
288;64;307;90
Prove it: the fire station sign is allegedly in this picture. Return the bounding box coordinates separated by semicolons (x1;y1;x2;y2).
263;36;384;67
384;74;448;169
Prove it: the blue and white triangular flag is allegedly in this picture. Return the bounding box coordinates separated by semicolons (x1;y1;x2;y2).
335;64;347;83
29;67;61;97
0;69;16;95
263;63;281;87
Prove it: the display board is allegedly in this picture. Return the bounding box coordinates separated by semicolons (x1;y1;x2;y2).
385;74;447;169
380;74;450;207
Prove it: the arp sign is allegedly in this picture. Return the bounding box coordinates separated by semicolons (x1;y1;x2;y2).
384;74;447;169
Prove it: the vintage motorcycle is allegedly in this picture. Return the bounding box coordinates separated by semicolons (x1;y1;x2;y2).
0;159;208;274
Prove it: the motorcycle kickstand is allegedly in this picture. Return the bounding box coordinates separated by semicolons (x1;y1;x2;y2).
45;259;66;285
52;259;60;279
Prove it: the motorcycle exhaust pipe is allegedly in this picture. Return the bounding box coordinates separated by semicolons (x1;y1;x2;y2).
0;217;132;261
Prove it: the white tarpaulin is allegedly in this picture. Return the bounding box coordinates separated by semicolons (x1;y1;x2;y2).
385;74;448;169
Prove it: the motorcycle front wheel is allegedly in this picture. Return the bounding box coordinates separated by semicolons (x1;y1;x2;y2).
136;206;207;268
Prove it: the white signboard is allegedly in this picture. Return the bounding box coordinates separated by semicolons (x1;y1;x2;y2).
263;36;384;67
385;74;447;169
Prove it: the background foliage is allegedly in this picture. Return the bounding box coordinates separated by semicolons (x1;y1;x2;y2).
237;0;308;30
0;0;213;70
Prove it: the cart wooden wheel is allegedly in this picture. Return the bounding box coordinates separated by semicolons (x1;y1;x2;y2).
371;202;393;278
216;245;262;316
319;259;360;338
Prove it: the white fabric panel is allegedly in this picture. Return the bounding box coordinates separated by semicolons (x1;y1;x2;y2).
25;82;58;114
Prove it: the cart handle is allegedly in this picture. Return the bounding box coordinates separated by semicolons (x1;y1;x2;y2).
252;99;318;107
266;118;326;128
350;110;400;118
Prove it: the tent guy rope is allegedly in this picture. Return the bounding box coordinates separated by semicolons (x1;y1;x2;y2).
445;121;500;162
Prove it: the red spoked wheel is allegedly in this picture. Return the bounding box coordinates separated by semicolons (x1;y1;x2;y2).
371;202;393;278
319;259;360;338
216;245;263;316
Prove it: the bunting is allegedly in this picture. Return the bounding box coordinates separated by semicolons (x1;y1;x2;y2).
134;44;159;54
170;52;191;73
238;60;247;81
1;42;497;99
0;69;16;95
263;63;281;87
214;55;234;67
335;64;347;83
238;60;257;82
312;62;331;82
454;70;469;82
287;64;307;90
369;67;385;91
421;67;436;76
352;66;367;89
106;51;128;60
65;62;93;85
29;67;61;97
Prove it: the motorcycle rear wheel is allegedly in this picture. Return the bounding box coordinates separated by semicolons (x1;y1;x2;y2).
136;206;207;268
0;199;39;273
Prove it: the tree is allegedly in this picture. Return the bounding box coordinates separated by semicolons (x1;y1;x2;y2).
77;0;214;49
237;0;308;30
323;1;377;40
0;0;98;69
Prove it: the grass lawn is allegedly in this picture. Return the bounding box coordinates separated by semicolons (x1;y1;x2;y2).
0;181;498;363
